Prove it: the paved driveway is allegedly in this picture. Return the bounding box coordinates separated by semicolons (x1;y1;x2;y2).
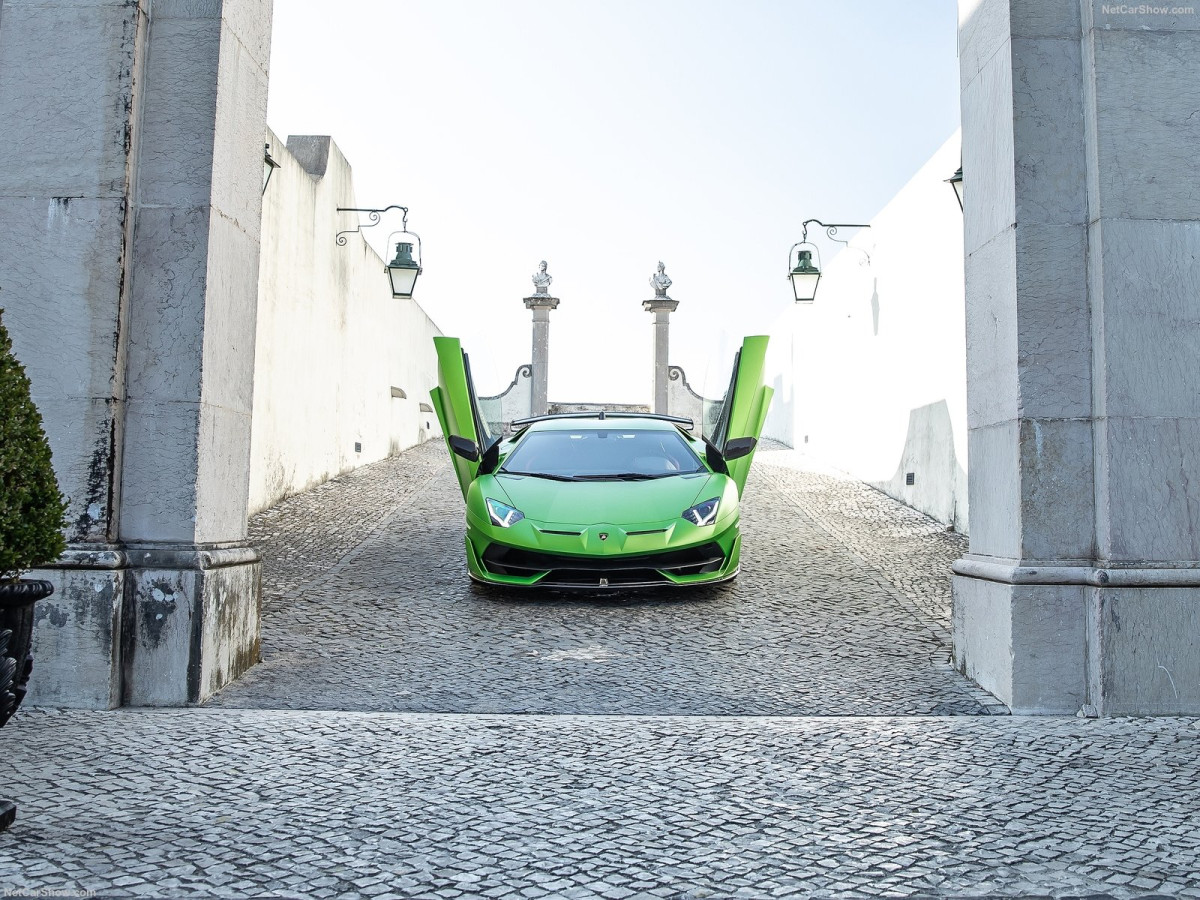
9;442;1197;898
208;441;998;716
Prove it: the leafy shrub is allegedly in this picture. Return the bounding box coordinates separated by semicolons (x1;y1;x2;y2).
0;308;66;582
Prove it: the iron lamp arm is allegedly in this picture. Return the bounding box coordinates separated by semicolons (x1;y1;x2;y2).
800;218;871;246
335;205;411;246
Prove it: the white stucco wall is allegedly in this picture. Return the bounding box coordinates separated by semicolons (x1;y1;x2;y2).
249;131;443;514
764;133;968;531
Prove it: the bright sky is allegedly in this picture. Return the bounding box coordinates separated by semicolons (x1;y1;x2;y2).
266;0;961;402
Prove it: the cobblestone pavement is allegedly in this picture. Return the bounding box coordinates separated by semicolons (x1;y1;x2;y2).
209;441;997;716
7;441;1198;897
2;709;1198;899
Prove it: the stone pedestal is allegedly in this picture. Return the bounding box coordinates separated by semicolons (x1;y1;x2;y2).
122;546;261;706
953;1;1200;714
2;0;272;707
524;294;559;417
643;297;678;415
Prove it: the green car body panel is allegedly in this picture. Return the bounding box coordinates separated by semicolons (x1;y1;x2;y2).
712;335;773;496
430;335;492;497
431;335;772;589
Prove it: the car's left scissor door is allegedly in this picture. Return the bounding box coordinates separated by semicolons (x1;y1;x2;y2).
429;336;499;499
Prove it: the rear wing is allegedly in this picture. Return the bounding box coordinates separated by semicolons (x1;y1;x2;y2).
510;411;695;430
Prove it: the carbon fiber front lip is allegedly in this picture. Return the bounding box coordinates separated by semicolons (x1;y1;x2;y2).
469;567;739;590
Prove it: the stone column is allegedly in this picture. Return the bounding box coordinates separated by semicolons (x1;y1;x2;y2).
644;262;678;415
524;262;559;417
0;0;273;707
952;0;1200;714
523;297;559;417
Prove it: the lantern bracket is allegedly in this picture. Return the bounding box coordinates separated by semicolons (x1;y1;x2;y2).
800;218;872;259
335;205;411;246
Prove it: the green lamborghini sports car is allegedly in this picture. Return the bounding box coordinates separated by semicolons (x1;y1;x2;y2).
429;335;773;589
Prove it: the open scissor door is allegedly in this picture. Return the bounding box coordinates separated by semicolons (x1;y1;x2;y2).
705;335;773;495
429;336;500;498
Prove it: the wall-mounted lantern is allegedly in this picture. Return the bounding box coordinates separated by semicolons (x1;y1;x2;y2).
386;241;421;299
262;143;280;194
336;205;423;299
787;219;871;303
947;165;964;211
789;248;822;303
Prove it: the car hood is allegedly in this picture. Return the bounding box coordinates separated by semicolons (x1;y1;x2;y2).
488;472;718;525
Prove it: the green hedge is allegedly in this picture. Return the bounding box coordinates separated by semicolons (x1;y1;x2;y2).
0;308;66;582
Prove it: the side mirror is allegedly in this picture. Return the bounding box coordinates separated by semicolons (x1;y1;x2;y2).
723;436;757;462
448;435;480;462
704;440;728;474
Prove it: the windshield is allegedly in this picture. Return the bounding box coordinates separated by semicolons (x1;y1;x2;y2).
500;428;706;479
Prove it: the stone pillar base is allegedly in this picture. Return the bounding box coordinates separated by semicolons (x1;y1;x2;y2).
29;549;127;709
954;559;1200;715
30;545;261;708
123;545;261;706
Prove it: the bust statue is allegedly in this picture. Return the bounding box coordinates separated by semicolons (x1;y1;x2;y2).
531;260;552;295
650;260;672;296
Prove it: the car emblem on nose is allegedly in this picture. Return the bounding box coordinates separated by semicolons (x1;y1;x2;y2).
599;532;608;541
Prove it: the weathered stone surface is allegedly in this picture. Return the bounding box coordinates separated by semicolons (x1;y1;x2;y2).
285;134;331;176
1011;37;1087;226
1096;415;1200;563
1094;586;1200;714
1086;29;1200;222
123;205;211;406
119;400;203;543
0;1;141;198
957;0;1200;713
24;568;124;709
1013;223;1091;420
524;298;558;418
960;46;1016;254
1092;218;1200;420
1017;416;1095;563
963;229;1018;430
960;0;1082;85
124;551;261;706
964;420;1021;560
251;130;443;515
875;400;968;533
954;575;1087;713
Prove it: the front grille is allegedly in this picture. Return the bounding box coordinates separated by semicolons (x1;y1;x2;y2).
482;542;726;586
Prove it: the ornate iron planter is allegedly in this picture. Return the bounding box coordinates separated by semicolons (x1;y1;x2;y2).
0;578;52;830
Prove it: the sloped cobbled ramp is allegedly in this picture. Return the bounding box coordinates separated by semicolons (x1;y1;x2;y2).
4;441;1198;898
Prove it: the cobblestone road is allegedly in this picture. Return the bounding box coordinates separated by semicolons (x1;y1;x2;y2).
2;709;1198;898
210;442;996;716
6;440;1198;898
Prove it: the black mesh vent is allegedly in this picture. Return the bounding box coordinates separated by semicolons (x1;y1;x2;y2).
482;542;726;586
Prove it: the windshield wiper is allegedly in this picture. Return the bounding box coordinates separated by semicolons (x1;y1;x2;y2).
498;471;579;481
572;472;671;481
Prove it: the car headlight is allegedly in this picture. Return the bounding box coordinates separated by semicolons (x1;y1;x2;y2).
486;498;525;528
682;497;720;527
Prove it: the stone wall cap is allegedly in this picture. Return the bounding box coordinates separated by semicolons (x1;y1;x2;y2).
122;544;261;570
43;548;129;570
953;556;1200;587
